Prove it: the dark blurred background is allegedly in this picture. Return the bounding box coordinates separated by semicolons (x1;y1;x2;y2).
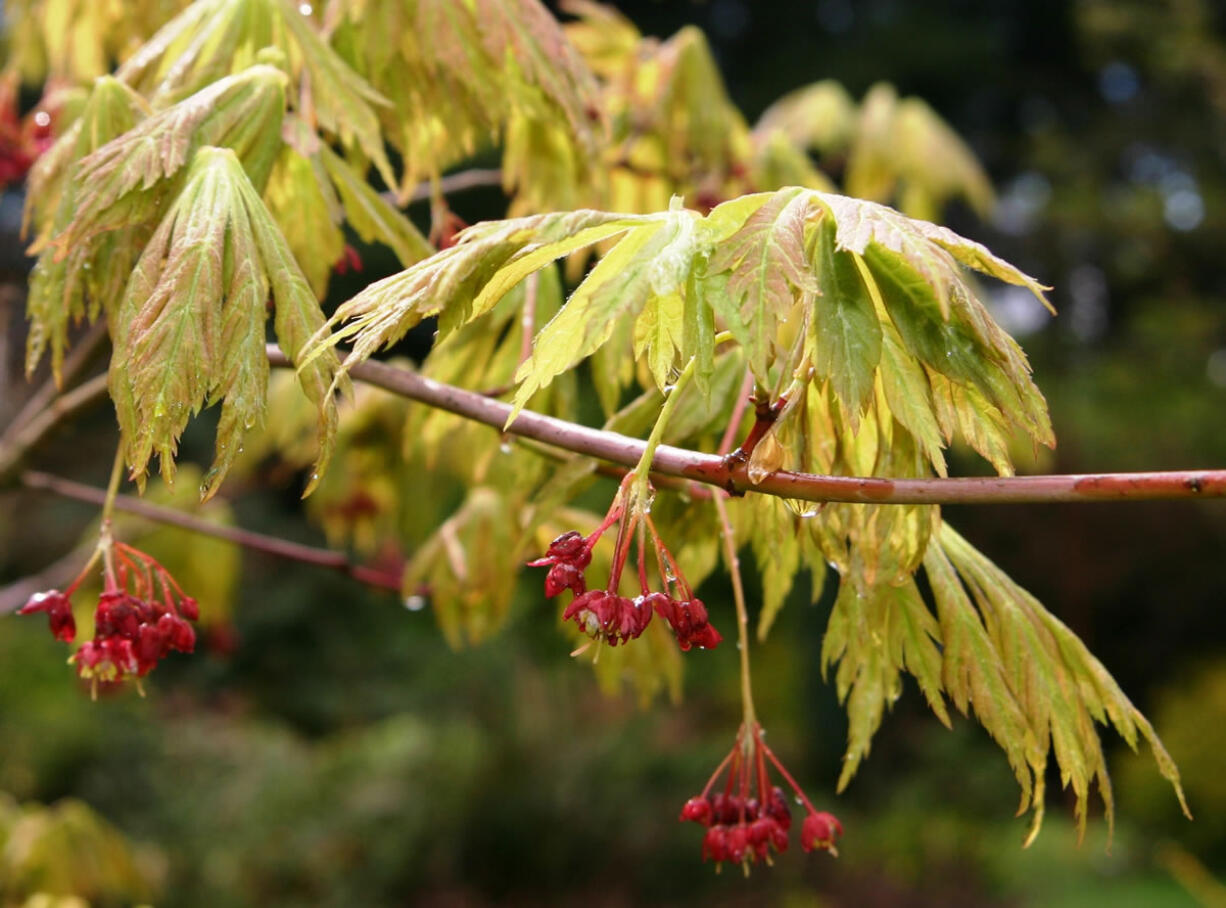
2;0;1226;905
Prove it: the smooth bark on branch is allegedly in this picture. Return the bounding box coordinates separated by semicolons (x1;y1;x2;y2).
269;345;1226;505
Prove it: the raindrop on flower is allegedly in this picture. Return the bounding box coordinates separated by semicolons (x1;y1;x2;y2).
404;595;427;612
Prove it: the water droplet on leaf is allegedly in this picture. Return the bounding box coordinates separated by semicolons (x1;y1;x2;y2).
404;595;427;612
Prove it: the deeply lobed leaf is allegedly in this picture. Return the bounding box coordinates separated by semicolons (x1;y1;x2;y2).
109;146;339;497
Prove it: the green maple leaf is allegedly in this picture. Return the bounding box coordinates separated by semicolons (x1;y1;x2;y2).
109;146;339;498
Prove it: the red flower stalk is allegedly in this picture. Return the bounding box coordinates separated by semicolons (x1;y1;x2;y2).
679;722;841;871
17;531;199;696
333;244;364;275
528;480;722;652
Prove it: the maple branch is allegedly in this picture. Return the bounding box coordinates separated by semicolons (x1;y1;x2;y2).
16;470;402;597
390;168;505;206
5;320;108;436
271;345;1226;505
0;372;111;482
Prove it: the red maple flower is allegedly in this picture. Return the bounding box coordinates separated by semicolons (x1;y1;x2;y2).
15;527;200;696
680;722;842;871
528;478;722;653
18;590;76;642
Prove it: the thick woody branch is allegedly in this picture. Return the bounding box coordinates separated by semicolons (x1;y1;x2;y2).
271;346;1226;505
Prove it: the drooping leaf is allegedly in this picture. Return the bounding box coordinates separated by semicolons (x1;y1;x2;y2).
936;525;1190;841
404;488;520;648
811;214;881;419
632;291;685;392
923;534;1048;835
23;76;150;381
705;187;814;383
263;141;346;298
876;323;947;476
116;0;397;188
318;144;432;268
331;0;601;200
108;145;338;497
64;64;289;251
822;577;950;790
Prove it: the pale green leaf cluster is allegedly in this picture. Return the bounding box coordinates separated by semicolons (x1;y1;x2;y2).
329;0;602;201
23;76;149;380
558;7;764;213
314;187;1051;475
0;793;156;903
403;488;520;648
820;521;1190;841
107;146;339;498
115;0;396;188
264;119;432;296
757;81;996;221
1;0;177;85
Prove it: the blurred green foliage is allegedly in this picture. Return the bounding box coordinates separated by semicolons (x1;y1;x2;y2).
4;0;1226;905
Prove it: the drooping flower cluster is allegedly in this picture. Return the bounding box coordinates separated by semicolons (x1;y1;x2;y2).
528;482;722;652
680;722;842;871
18;531;198;695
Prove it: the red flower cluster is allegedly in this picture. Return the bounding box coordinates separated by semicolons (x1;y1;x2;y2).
528;484;722;652
0;75;55;189
680;722;842;871
18;535;199;695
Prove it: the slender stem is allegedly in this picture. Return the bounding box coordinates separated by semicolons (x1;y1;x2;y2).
714;389;757;732
519;272;538;369
271;346;1226;506
717;369;755;458
18;470;402;592
716;491;756;728
631;355;697;502
391;168;504;206
100;444;125;525
761;741;819;816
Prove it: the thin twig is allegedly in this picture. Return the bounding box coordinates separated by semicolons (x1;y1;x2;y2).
0;543;89;615
18;470;402;593
0;372;111;482
5;319;109;437
714;390;757;728
381;168;505;207
271;346;1226;505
